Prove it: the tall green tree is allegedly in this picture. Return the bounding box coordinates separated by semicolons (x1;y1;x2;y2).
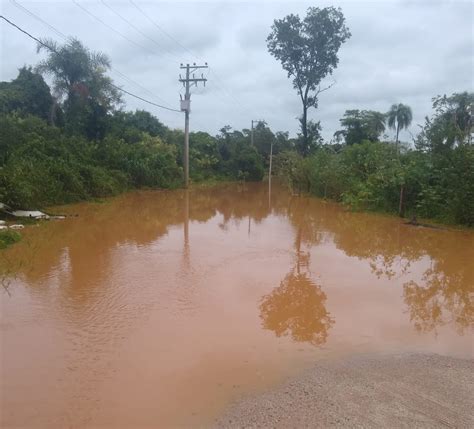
36;38;121;138
387;103;412;149
0;67;55;122
267;7;351;152
416;92;473;153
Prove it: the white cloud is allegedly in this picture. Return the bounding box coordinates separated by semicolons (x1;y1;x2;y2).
1;0;472;141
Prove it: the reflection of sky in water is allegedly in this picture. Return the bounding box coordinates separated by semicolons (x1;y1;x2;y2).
2;182;473;338
2;182;473;427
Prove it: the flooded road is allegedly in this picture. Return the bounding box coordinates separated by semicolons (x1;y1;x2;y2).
1;182;473;427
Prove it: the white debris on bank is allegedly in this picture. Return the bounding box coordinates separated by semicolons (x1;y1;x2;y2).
1;204;66;232
11;210;49;219
1;203;49;219
9;224;25;230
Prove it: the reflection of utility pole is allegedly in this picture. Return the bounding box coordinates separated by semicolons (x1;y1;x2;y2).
184;189;189;248
179;63;208;188
296;226;302;275
268;140;273;209
183;189;190;269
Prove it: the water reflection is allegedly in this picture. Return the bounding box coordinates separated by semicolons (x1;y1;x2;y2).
259;215;334;346
1;183;473;336
3;182;472;429
260;270;333;346
279;196;473;335
404;266;473;334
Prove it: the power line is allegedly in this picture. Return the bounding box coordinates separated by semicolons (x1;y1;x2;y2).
0;15;181;113
71;0;157;58
113;85;180;112
110;68;173;107
6;2;256;123
101;0;179;62
0;15;49;50
69;1;184;106
129;0;199;61
80;0;255;120
9;0;67;40
6;1;179;110
127;0;257;118
208;67;254;116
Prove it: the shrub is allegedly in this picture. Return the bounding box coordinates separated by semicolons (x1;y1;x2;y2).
0;230;21;249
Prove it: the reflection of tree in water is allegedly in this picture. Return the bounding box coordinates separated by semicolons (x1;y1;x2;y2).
3;183;472;336
283;195;473;335
404;265;473;334
259;214;334;346
259;270;333;345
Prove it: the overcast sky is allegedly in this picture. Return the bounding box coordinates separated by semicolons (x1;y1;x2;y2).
1;0;473;141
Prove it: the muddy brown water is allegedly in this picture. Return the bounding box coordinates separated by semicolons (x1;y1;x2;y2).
1;182;473;428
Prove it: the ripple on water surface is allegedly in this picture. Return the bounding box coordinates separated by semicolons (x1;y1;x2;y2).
1;183;473;427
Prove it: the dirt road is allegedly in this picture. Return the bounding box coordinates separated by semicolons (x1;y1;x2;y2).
215;354;474;428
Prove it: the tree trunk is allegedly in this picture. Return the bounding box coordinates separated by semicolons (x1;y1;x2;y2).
399;184;405;218
395;123;400;154
302;104;308;154
49;98;58;126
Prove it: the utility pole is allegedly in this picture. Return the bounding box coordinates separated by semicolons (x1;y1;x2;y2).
179;63;208;188
251;120;255;146
269;139;273;181
250;119;265;146
250;119;264;146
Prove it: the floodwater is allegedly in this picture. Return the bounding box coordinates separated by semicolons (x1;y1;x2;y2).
1;182;473;428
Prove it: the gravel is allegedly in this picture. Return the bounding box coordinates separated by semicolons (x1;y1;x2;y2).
215;353;474;428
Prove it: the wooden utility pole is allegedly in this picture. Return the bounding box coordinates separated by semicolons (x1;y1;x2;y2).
268;139;273;209
179;63;208;188
269;140;273;180
251;120;255;146
250;119;264;146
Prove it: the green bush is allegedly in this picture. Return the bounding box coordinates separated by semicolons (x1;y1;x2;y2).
0;115;182;208
0;230;21;249
274;139;474;226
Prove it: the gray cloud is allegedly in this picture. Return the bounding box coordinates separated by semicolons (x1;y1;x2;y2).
1;0;472;141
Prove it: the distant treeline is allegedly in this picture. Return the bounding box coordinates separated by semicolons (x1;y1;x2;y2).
0;38;473;226
274;92;474;226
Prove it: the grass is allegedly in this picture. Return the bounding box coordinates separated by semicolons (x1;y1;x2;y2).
0;230;22;249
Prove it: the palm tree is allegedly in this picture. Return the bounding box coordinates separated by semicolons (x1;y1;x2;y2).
36;38;120;134
387;104;412;218
387;103;413;150
36;38;120;110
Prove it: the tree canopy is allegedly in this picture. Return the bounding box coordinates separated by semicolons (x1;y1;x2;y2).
0;67;54;122
335;110;386;145
36;38;121;138
267;6;351;153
